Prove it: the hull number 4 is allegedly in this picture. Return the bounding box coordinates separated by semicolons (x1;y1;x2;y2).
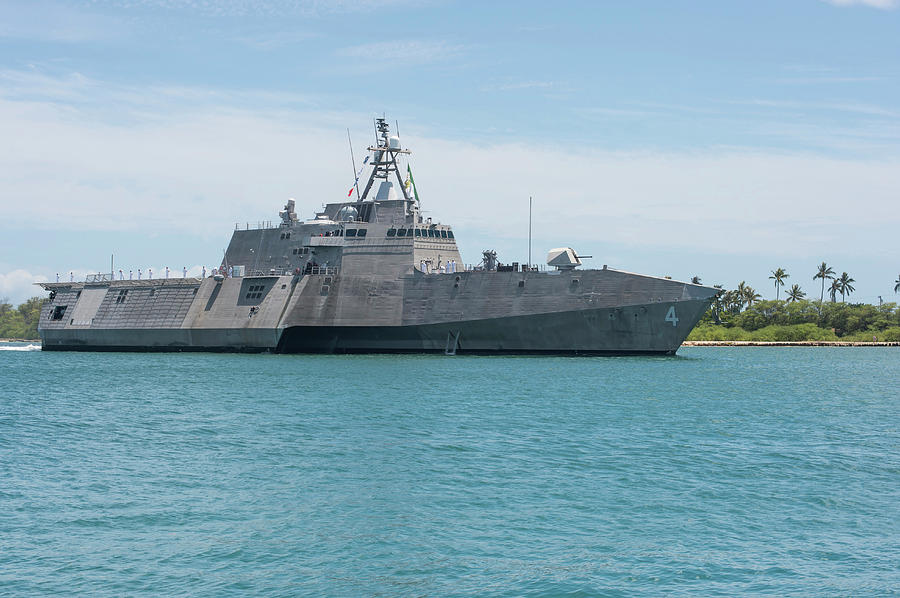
665;306;679;327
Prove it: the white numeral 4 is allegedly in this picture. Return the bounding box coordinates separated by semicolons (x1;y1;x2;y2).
665;306;679;327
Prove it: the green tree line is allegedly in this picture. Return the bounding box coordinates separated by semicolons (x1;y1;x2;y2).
0;297;45;340
690;265;900;342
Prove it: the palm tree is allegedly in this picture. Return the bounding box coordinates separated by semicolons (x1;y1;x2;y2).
894;274;900;293
838;272;855;302
741;284;761;308
813;262;835;303
829;278;841;302
722;289;741;315
711;284;724;322
770;267;789;300
736;281;748;310
786;284;805;302
691;275;702;285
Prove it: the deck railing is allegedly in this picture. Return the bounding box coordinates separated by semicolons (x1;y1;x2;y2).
244;266;340;277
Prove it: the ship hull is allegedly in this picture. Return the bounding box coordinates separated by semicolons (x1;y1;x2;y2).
277;299;708;355
36;121;719;357
38;328;276;352
37;269;716;355
40;298;709;355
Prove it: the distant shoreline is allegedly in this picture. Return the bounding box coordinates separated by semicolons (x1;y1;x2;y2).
4;338;898;348
683;340;900;347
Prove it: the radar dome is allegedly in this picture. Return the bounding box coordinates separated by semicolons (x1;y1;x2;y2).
337;205;359;222
388;135;401;149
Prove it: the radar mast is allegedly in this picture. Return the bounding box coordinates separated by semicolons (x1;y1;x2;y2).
358;118;414;208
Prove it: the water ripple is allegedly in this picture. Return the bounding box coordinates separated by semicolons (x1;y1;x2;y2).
1;347;898;595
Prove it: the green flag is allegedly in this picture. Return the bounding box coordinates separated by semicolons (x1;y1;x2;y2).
406;164;420;204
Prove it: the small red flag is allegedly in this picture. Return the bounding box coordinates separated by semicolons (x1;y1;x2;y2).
347;187;354;197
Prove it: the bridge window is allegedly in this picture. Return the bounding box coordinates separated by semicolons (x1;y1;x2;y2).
415;229;421;237
427;229;435;238
357;229;367;238
440;230;448;238
387;228;396;237
51;305;67;320
448;230;454;239
245;284;266;300
346;229;357;237
397;228;406;237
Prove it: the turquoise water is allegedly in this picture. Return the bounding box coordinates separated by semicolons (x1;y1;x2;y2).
2;346;898;596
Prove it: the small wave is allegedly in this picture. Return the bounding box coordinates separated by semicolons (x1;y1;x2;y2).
0;343;41;351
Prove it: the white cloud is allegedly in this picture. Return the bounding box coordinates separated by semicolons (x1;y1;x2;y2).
89;0;428;17
230;30;320;50
1;69;899;302
0;2;127;42
741;98;899;118
0;269;48;305
822;0;898;8
482;80;558;92
336;40;464;65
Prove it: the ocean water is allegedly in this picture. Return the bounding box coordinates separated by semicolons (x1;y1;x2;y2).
1;345;897;597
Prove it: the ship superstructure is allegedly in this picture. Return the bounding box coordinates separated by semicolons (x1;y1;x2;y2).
38;119;717;354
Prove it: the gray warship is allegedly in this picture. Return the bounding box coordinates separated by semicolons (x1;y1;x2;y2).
38;118;716;354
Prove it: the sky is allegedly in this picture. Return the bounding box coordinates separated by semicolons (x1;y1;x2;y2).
1;0;899;305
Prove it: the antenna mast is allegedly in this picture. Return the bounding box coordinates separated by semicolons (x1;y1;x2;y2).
528;196;532;271
347;128;361;200
358;118;412;205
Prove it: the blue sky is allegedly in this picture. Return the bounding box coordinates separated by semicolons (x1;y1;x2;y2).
1;0;899;304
